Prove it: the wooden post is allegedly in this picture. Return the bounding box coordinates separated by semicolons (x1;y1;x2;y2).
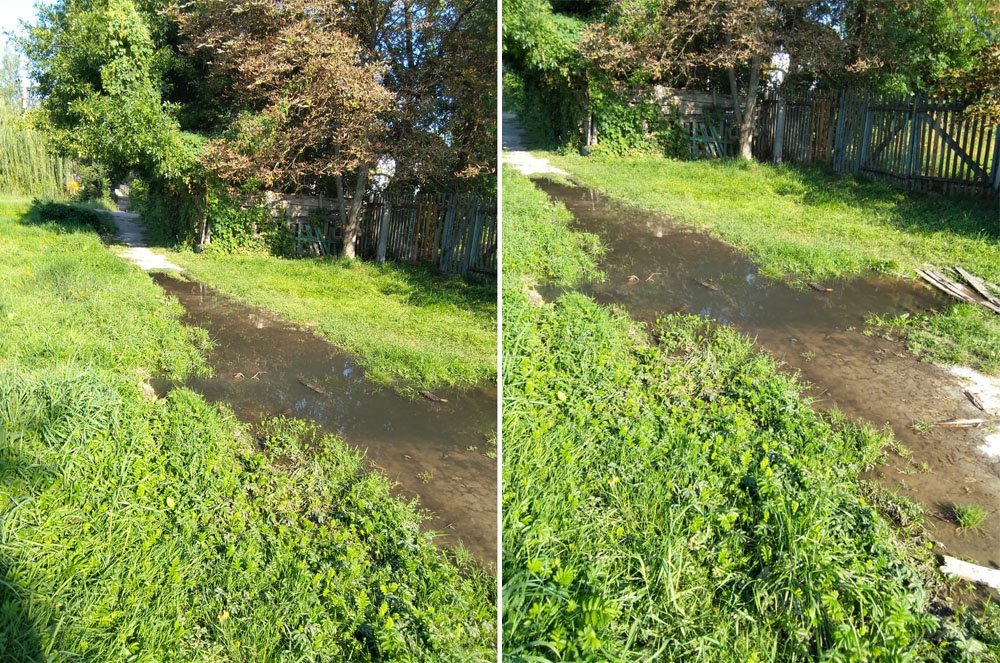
991;129;1000;197
773;94;785;164
461;197;482;276
439;195;457;272
832;90;847;172
905;94;921;189
375;197;391;264
855;93;872;176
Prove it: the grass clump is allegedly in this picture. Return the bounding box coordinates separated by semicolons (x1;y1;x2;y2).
953;504;989;533
0;199;496;660
164;249;497;391
867;306;1000;375
502;167;604;287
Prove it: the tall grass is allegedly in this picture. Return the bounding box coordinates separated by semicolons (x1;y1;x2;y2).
0;104;73;197
0;199;496;660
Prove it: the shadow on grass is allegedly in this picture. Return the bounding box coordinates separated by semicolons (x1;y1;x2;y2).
21;198;116;236
775;163;999;242
374;262;497;314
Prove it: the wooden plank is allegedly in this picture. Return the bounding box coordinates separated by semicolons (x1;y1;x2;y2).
953;267;1000;307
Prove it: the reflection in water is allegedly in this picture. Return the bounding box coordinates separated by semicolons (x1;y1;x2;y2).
151;274;498;566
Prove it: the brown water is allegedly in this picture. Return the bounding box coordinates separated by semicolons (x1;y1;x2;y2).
533;178;1000;569
151;274;498;566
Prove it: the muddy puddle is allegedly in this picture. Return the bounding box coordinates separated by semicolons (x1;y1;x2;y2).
150;274;497;566
533;178;1000;569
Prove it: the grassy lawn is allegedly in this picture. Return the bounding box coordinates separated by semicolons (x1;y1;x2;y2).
0;199;496;661
541;152;1000;374
501;179;1000;661
161;249;497;392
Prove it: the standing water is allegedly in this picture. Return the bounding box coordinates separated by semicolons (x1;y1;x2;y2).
151;274;497;565
533;177;1000;569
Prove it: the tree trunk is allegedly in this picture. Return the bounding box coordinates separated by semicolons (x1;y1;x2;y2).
334;172;348;254
342;165;369;260
728;54;762;161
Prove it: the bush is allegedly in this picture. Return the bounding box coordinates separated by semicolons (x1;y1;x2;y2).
30;199;113;234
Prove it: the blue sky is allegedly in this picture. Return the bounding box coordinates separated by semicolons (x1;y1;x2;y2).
1;0;41;52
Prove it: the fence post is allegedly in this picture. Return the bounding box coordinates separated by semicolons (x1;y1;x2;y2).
832;90;846;171
461;197;480;276
904;94;920;189
439;195;457;272
376;197;391;263
855;94;873;176
991;129;1000;197
773;94;785;164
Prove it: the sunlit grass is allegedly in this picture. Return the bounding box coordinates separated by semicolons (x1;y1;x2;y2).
501;176;1000;661
0;200;496;660
163;248;497;391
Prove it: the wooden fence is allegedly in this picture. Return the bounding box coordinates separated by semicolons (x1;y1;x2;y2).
753;90;1000;197
267;192;497;278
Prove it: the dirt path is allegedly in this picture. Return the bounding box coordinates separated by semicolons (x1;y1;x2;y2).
501;112;569;176
110;211;182;271
519;143;1000;574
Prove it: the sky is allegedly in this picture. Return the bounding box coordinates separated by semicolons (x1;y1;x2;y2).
0;0;41;52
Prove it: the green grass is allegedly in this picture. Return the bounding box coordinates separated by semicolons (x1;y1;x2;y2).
953;504;989;533
501;177;1000;662
541;152;1000;373
502;168;604;287
0;199;496;661
543;153;999;284
161;249;497;391
866;305;1000;374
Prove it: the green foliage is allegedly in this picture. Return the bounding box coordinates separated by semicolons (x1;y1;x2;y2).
502;167;604;286
201;189;293;257
0;199;496;661
953;503;988;533
29;199;115;234
501;287;998;662
501;175;1000;662
588;88;687;157
502;0;588;148
21;0;203;184
163;249;497;391
866;305;1000;375
0;104;73;197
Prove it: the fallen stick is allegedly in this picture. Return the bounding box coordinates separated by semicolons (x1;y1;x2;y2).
298;378;329;397
937;418;985;427
696;280;720;292
419;390;449;403
963;390;985;411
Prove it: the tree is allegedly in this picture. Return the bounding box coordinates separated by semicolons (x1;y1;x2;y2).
172;0;393;258
587;0;841;160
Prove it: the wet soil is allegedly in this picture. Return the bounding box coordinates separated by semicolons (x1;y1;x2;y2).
533;178;1000;568
150;274;498;566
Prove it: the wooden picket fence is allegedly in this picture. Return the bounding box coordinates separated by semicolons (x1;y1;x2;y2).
754;90;1000;197
357;193;497;278
269;191;497;278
